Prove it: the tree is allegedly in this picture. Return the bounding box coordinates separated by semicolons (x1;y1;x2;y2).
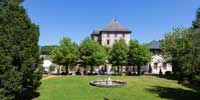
193;8;200;73
161;27;194;81
191;8;200;84
128;40;152;75
40;45;57;55
109;38;128;72
51;37;79;74
0;0;41;99
79;37;106;74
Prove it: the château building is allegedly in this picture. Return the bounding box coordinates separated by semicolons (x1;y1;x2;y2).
91;19;172;75
91;19;131;47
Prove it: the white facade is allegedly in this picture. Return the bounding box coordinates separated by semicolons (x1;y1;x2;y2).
101;32;130;46
43;59;52;72
40;55;59;73
91;19;131;47
144;55;172;74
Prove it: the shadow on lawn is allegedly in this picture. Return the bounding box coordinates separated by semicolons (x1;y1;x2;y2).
147;86;200;100
103;98;120;100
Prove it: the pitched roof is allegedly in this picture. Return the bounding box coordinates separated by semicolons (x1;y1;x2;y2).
149;40;161;50
101;19;131;32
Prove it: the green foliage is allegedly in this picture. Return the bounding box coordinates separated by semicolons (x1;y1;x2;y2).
192;75;200;83
190;8;200;85
40;45;57;55
109;38;128;71
192;8;200;76
128;40;152;75
114;71;123;76
49;66;56;72
182;80;190;86
162;27;194;80
0;0;41;99
193;8;200;29
79;37;106;74
51;37;79;74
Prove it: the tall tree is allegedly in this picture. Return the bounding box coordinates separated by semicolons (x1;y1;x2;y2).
191;8;200;84
40;45;57;55
79;37;106;74
51;37;79;74
128;40;152;75
0;0;41;99
162;27;194;81
109;38;128;72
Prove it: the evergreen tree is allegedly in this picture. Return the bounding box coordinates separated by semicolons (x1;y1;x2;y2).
109;38;128;72
192;8;200;84
0;0;41;99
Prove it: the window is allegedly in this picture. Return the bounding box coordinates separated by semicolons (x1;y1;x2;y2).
115;33;117;37
107;33;109;37
123;33;125;37
154;63;158;69
107;40;110;45
163;63;167;69
114;39;117;42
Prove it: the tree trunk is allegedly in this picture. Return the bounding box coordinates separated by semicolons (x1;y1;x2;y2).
57;65;60;74
121;66;123;72
90;65;93;75
172;61;178;76
137;66;141;75
132;66;135;73
65;65;69;75
117;66;120;72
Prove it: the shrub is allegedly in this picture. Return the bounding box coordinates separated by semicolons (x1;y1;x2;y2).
115;71;123;76
61;66;66;72
182;80;190;86
165;71;172;75
49;66;56;72
191;74;200;85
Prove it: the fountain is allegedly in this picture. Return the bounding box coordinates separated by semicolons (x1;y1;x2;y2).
89;61;127;88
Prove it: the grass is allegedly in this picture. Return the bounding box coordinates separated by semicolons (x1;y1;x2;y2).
34;75;200;100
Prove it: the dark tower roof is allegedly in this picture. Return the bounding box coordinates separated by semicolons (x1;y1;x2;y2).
149;40;161;50
101;19;131;32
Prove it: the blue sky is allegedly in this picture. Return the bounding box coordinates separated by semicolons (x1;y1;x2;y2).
22;0;200;46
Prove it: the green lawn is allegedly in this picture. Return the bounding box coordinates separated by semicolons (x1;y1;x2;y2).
34;76;200;100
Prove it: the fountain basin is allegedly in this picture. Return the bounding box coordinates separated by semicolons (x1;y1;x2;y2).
89;80;128;88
